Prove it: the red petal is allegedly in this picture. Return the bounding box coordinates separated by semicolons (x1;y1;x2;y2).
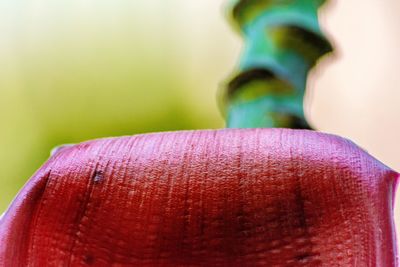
0;129;398;266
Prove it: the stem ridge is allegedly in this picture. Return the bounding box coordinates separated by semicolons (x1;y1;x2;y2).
223;0;332;129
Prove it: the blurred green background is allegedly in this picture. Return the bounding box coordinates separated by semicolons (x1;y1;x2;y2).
2;0;400;217
0;0;241;212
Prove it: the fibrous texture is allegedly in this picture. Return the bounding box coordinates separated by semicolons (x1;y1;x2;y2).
0;129;397;266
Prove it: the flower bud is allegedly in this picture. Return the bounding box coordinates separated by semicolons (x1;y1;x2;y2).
0;129;397;266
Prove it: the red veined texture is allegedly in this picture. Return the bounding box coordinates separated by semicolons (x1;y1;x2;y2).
0;129;398;266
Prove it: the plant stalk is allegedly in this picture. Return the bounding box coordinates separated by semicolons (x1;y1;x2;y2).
223;0;332;129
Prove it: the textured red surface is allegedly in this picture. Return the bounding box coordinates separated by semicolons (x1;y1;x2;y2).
0;129;398;266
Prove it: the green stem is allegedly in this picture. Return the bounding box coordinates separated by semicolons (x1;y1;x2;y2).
223;0;332;129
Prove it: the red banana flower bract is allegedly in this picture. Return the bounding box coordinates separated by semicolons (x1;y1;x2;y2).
0;129;398;266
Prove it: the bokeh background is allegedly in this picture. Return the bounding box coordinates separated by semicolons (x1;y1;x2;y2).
1;0;400;232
